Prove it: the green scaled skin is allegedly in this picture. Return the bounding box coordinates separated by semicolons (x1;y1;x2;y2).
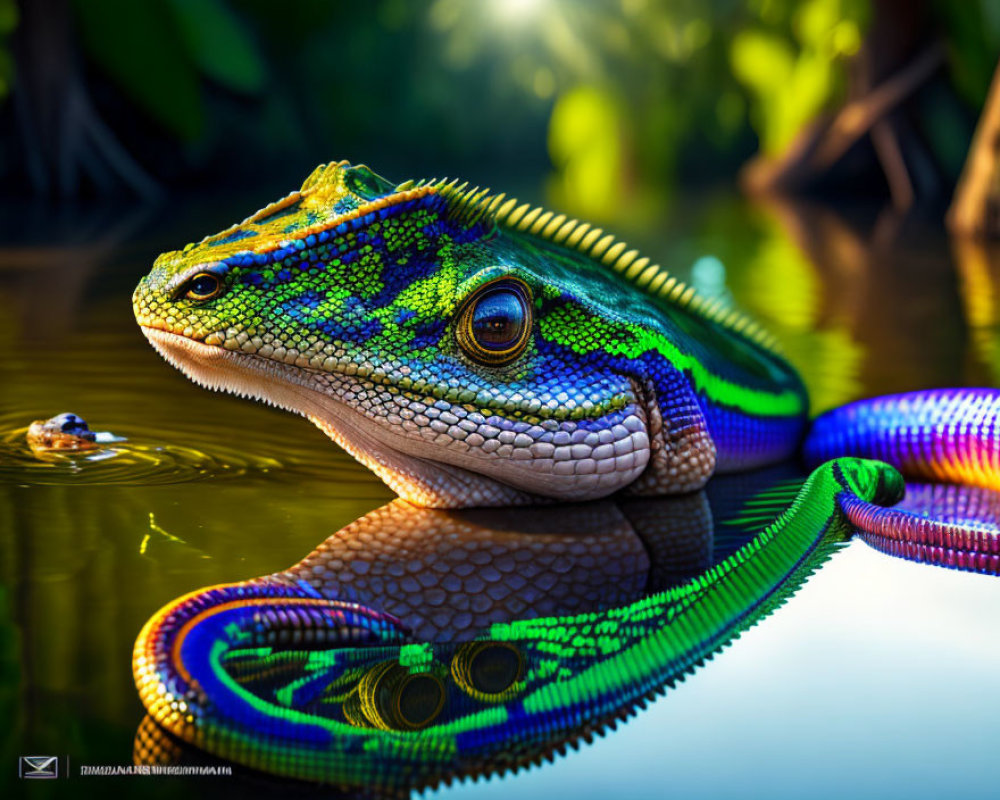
133;161;807;508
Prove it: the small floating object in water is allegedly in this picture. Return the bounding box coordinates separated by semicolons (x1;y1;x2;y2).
26;412;125;455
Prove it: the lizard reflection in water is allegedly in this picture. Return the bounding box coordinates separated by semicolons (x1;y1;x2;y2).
133;462;974;789
137;476;723;776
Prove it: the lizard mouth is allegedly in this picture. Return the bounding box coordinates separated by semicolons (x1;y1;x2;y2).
139;327;651;507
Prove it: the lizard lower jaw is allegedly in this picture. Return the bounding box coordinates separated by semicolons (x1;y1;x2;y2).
140;327;650;507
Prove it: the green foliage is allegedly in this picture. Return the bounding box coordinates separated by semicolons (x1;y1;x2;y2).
71;0;266;141
547;85;625;219
73;0;202;141
934;0;1000;107
430;0;758;221
169;0;265;94
731;0;867;155
0;0;16;102
3;0;997;197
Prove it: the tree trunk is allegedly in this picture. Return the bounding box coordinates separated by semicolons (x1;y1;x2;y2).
11;0;160;199
947;60;1000;238
740;0;944;205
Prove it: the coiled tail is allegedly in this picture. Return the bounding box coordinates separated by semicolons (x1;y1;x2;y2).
132;579;407;763
804;388;1000;574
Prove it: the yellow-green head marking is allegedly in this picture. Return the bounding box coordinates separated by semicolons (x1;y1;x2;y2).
133;161;807;507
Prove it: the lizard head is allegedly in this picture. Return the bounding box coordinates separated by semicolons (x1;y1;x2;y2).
135;161;763;506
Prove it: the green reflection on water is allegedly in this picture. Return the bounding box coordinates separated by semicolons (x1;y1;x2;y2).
0;253;391;795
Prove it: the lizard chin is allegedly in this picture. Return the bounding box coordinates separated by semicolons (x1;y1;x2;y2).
139;327;649;508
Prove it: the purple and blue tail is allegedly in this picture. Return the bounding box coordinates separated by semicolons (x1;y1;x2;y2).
804;388;1000;574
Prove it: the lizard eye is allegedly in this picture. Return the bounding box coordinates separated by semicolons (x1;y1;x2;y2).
183;272;223;301
456;279;532;366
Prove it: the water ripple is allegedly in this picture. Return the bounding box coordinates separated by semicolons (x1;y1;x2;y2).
0;413;288;486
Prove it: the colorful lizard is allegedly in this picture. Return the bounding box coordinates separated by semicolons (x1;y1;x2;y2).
130;161;1000;786
132;161;1000;515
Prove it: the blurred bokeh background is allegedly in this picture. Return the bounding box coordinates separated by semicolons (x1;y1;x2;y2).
1;0;998;228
